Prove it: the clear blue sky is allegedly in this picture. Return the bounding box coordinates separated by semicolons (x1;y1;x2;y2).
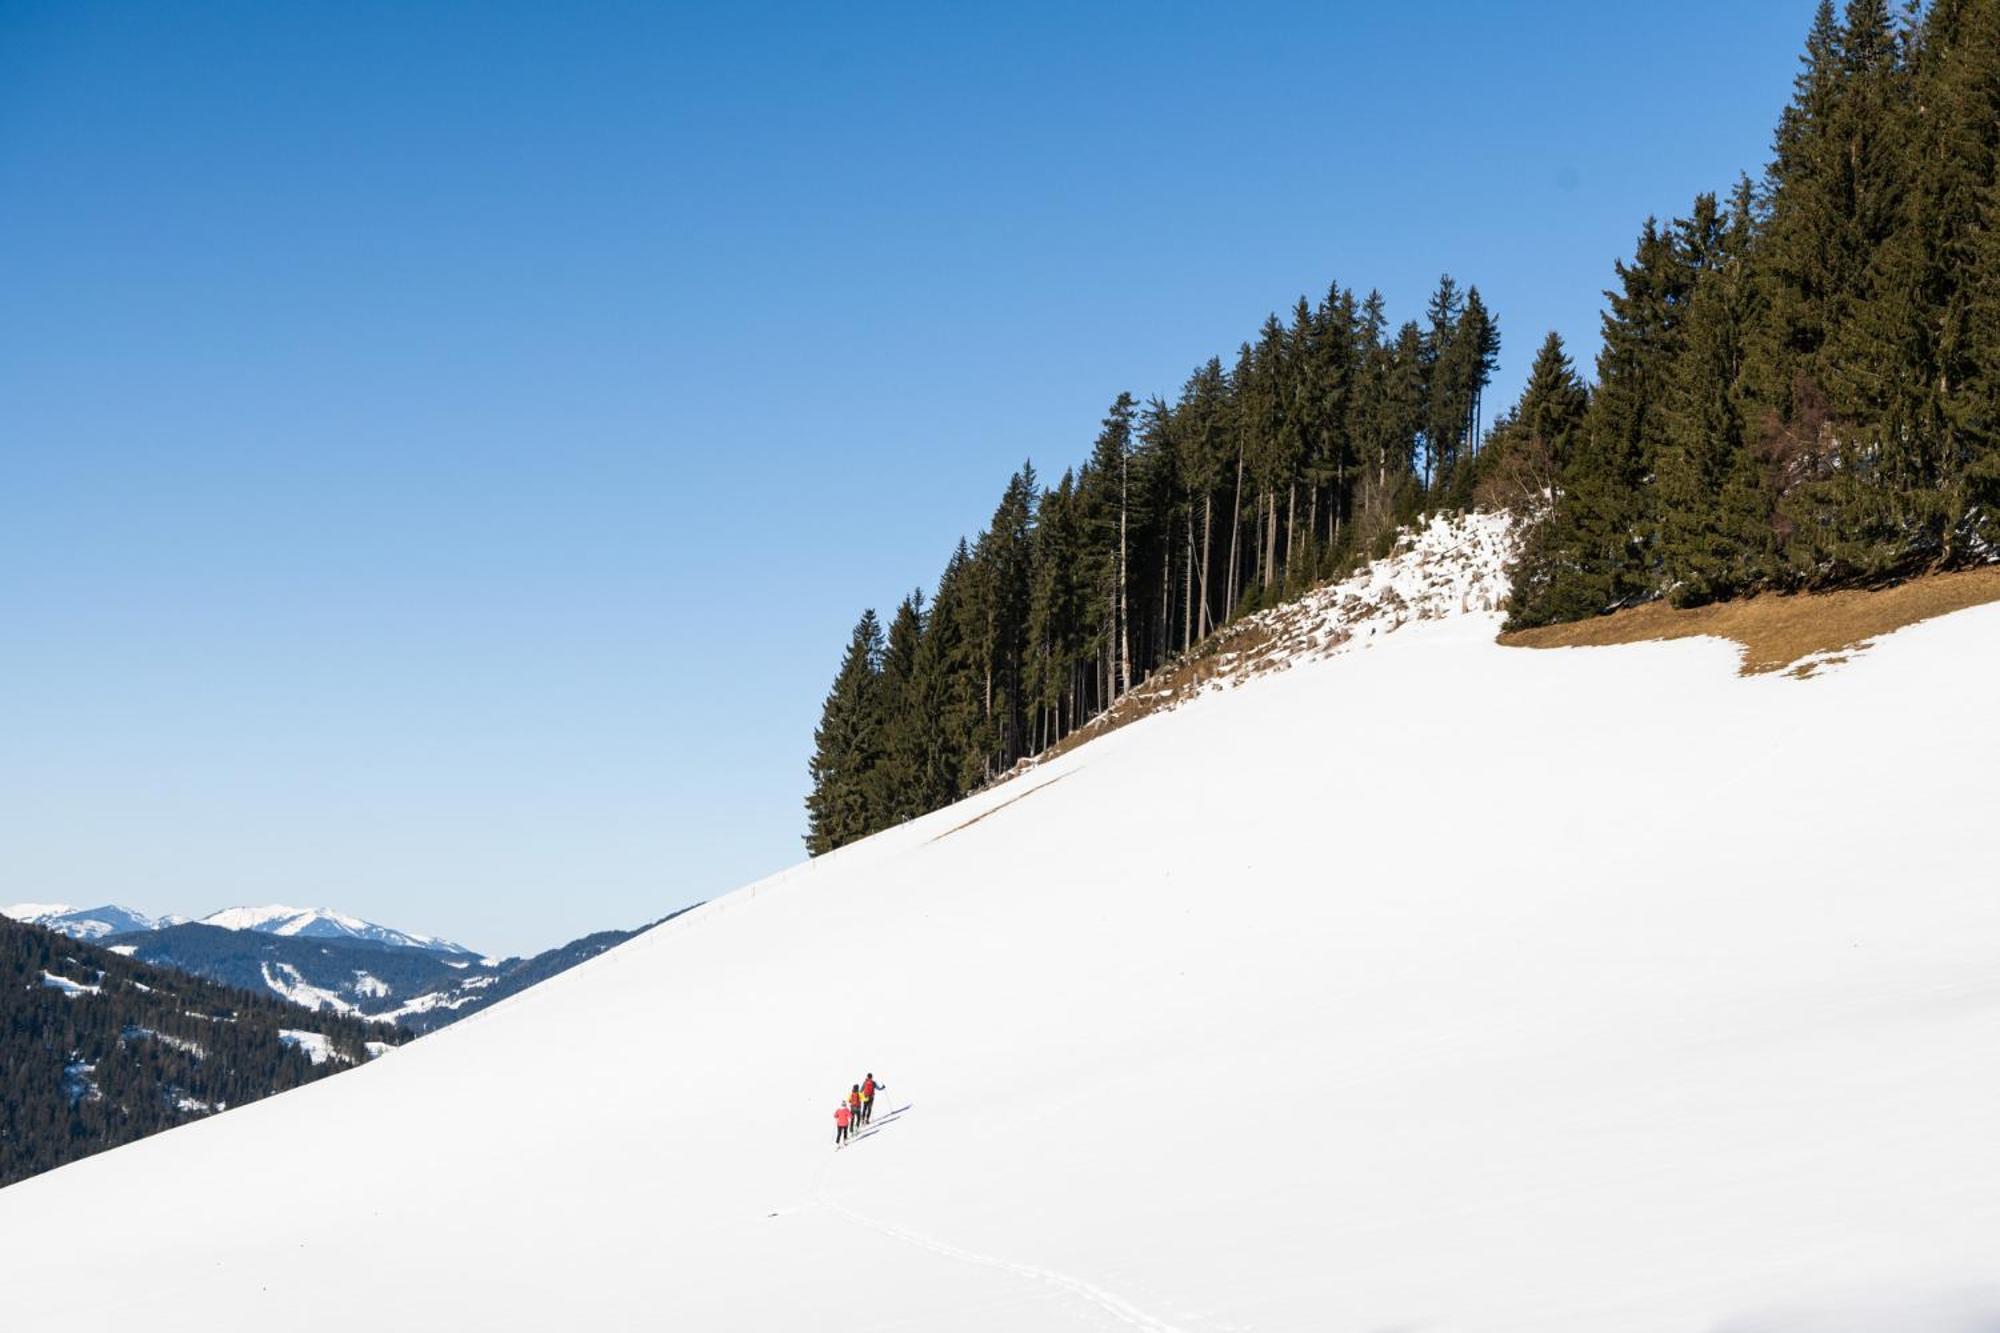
2;1;1813;955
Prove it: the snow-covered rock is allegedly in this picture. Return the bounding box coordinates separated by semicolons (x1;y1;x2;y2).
3;546;1998;1333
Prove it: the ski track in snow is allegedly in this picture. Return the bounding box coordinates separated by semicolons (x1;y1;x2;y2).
817;1199;1187;1333
808;1103;1187;1333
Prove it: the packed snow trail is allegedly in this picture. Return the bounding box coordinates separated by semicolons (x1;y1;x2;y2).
3;558;2000;1330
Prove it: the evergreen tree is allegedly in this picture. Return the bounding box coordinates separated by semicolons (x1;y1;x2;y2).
1174;359;1231;644
1080;394;1138;702
871;592;927;827
1420;274;1465;490
1304;284;1361;563
1477;330;1589;514
804;609;885;855
1025;471;1086;748
904;543;981;810
971;465;1038;776
1655;187;1773;604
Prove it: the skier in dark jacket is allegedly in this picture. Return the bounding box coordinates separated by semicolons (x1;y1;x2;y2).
860;1073;885;1124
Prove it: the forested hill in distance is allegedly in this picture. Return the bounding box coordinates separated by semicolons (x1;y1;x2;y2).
0;915;402;1188
102;913;689;1034
804;0;2000;852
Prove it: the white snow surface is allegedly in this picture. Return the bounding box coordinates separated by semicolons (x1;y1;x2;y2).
4;545;2000;1331
277;1030;341;1067
39;971;102;997
1197;508;1516;673
259;961;360;1016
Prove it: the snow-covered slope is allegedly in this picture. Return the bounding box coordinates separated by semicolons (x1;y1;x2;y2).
196;904;478;957
4;556;1999;1331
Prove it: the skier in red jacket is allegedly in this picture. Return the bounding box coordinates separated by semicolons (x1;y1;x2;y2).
834;1102;853;1147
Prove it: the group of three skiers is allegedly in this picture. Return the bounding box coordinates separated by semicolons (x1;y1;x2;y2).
832;1073;885;1147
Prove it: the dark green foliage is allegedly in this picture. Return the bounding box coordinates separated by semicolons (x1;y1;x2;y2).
1;915;404;1188
804;608;885;855
804;273;1499;847
1511;0;2000;628
1480;333;1594;611
870;592;927;828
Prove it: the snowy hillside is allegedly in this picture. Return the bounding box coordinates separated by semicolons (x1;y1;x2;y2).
4;548;1999;1331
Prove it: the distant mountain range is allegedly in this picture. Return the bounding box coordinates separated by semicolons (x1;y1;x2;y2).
2;901;689;1035
3;902;479;958
0;903;187;941
190;904;483;958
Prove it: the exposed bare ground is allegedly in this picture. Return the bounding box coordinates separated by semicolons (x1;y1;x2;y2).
1500;566;2000;676
1009;617;1299;775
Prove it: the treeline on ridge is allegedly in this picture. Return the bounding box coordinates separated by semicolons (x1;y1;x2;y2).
807;0;2000;851
806;274;1503;854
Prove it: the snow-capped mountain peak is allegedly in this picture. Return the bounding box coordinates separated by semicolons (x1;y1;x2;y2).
1;902;77;921
195;905;477;958
0;903;182;941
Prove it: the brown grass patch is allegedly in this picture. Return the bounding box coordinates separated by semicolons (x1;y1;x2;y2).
1011;614;1309;775
1500;566;2000;676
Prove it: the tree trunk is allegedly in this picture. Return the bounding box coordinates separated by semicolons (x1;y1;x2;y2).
1118;449;1131;699
1199;494;1213;639
1262;490;1276;593
1225;445;1245;623
1252;492;1263;593
1285;483;1297;587
1307;485;1318;578
1335;459;1345;550
1183;506;1195;653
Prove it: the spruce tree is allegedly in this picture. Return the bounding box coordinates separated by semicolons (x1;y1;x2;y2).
1080;394;1138;702
1420;274;1466;490
1656;189;1771;605
805;609;885;855
908;543;980;811
1479;330;1589;514
871;592;927;827
1174;360;1231;643
1510;219;1695;625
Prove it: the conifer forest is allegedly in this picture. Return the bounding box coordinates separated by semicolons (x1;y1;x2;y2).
807;0;2000;853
